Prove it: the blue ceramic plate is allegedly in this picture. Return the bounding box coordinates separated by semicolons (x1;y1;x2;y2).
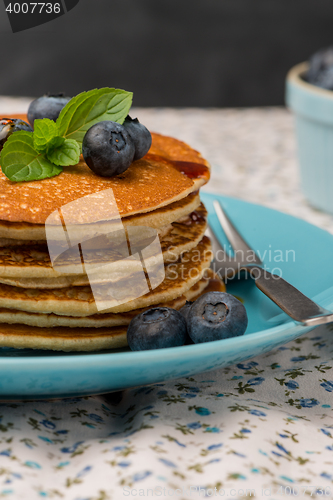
1;192;333;400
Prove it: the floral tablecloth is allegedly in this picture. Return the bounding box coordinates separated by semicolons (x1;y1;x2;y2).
2;328;333;499
1;101;333;499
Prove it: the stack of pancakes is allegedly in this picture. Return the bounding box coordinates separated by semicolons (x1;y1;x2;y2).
0;126;224;351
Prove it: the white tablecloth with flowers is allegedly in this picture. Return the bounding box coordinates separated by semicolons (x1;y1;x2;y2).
1;99;333;499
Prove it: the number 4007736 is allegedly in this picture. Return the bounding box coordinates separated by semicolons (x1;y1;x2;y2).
5;3;61;14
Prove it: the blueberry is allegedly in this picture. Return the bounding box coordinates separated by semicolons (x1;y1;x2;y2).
306;47;333;90
123;115;152;160
179;301;194;322
82;121;135;177
187;292;248;344
0;118;33;150
127;307;187;351
27;93;71;127
179;301;195;344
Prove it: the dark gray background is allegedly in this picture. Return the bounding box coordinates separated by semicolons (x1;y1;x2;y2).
0;0;332;106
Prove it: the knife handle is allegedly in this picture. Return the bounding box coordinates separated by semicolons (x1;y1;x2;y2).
249;267;331;326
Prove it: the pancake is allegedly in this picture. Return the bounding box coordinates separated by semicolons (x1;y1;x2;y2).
0;238;45;247
0;272;225;351
0;191;200;241
0;270;223;328
0;269;137;289
0;133;210;225
0;323;129;351
0;116;215;352
0;236;212;316
0;203;207;282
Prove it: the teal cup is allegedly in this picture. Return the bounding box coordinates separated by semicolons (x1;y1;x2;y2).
286;62;333;215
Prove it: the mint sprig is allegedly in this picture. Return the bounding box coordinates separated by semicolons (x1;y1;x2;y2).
33;119;64;153
0;131;63;182
47;139;80;166
0;87;133;182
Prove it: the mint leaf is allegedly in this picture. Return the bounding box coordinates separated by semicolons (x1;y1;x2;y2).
0;131;63;182
46;138;80;166
33;118;64;153
56;88;133;145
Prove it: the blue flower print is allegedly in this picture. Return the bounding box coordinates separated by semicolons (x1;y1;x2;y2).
11;473;21;480
34;410;46;417
321;472;333;481
187;422;201;429
320;381;333;392
249;410;266;417
159;458;177;468
38;436;53;444
276;443;289;454
321;429;332;437
279;476;294;483
174;439;186;447
195;407;211;416
180;393;197;398
237;361;258;370
0;449;11;456
299;399;320;408
76;466;92;478
57;462;70;468
40;420;56;430
207;443;223;450
291;356;306;362
247;377;265;386
61;441;84;453
24;461;41;469
132;471;152;482
88;414;104;423
284;380;299;390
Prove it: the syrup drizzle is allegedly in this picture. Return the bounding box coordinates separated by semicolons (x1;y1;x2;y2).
189;210;205;223
178;210;205;226
145;153;209;180
203;276;225;294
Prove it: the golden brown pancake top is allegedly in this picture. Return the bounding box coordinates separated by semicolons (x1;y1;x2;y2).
0;129;210;224
149;132;205;163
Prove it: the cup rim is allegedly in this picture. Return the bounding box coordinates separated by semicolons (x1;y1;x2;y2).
287;61;333;101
